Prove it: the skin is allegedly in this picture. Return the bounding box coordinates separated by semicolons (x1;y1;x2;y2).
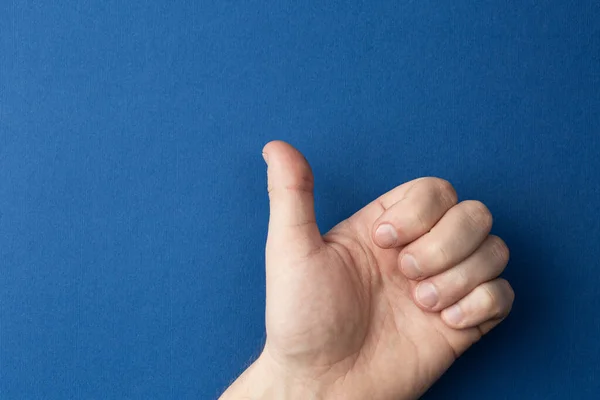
220;141;514;400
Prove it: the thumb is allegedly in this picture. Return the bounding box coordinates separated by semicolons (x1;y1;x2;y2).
262;140;323;257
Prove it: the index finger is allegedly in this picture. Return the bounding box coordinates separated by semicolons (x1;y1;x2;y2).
372;178;458;248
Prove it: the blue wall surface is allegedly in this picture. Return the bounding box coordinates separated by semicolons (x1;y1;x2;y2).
1;1;599;399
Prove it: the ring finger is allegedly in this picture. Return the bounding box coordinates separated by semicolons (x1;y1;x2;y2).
413;235;510;311
399;200;493;280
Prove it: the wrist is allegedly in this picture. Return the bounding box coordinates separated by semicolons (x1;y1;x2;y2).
220;351;331;400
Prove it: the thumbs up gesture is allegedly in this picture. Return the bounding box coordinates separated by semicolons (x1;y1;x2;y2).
222;141;514;400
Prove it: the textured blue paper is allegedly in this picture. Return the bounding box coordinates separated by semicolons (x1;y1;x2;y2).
1;1;599;399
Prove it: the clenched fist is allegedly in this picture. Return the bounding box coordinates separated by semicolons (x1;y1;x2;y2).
221;141;514;400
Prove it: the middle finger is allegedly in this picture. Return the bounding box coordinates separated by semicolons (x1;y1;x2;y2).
398;200;493;280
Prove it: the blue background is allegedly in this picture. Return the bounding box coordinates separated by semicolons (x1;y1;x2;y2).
1;1;599;399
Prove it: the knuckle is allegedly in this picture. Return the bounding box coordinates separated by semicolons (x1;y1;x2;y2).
435;178;458;206
501;279;516;304
285;182;314;194
403;197;433;233
463;200;493;231
506;290;515;315
421;178;457;205
419;177;444;186
420;180;440;199
481;280;514;319
412;206;430;231
408;178;457;230
490;235;510;264
493;303;506;319
430;243;451;268
452;267;470;292
477;285;497;314
269;182;314;196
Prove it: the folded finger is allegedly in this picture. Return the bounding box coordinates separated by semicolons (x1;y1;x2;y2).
399;200;493;280
414;235;510;311
441;278;515;330
373;178;457;248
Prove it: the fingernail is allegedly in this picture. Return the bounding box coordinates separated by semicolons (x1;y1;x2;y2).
400;254;422;279
443;304;463;325
375;224;398;247
262;152;269;165
416;282;438;308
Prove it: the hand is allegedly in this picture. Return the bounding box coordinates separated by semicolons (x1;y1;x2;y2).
221;141;514;400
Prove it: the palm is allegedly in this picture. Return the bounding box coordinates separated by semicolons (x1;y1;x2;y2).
266;200;480;399
335;205;482;397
